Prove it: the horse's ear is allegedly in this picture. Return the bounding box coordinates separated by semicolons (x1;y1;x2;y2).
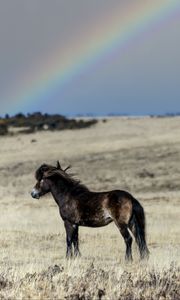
64;165;71;172
56;161;61;169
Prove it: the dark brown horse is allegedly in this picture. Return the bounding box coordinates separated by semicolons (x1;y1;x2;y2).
31;161;149;261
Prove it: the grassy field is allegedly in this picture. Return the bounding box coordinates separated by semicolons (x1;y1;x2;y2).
0;116;179;299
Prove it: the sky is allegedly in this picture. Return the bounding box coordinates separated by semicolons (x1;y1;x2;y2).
0;0;180;116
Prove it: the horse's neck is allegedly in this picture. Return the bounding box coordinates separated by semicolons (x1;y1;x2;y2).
50;184;71;206
50;179;89;207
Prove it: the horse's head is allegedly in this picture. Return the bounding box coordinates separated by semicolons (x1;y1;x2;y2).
31;161;62;199
31;161;72;199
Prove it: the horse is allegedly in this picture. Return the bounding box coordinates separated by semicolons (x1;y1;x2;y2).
31;161;149;261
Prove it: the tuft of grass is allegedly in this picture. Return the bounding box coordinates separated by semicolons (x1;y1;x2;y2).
0;262;179;299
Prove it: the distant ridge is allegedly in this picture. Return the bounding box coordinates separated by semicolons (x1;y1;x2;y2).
0;112;97;136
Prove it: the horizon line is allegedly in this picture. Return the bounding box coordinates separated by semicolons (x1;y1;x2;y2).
1;111;180;119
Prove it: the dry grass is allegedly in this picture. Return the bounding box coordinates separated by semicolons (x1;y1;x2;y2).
0;116;179;299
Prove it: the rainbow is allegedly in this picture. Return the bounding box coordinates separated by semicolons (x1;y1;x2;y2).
5;0;180;114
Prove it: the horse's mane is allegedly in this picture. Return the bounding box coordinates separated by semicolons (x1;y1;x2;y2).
35;162;89;194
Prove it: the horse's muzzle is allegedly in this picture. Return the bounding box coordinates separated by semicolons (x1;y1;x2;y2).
31;189;40;199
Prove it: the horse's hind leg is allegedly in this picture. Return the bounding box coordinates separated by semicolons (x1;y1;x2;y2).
116;222;133;261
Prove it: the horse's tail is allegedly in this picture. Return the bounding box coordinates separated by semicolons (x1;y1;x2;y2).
129;198;149;259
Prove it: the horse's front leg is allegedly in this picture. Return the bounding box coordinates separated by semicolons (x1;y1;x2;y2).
72;225;81;257
64;221;80;258
64;220;74;258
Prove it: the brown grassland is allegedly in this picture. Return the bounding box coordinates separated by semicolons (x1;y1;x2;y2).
0;116;179;299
